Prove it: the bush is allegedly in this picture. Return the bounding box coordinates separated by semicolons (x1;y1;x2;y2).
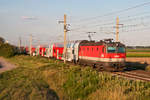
0;43;15;58
146;65;150;72
0;37;5;45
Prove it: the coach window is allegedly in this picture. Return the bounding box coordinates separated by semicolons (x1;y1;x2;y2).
72;50;74;54
97;47;99;51
87;48;89;51
92;48;93;52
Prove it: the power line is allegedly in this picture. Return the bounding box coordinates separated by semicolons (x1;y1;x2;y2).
121;25;150;33
69;1;150;33
71;11;150;29
70;21;115;32
71;13;150;31
70;15;150;36
71;1;150;24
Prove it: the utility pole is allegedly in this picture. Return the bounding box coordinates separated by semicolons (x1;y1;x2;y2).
64;14;67;63
58;14;70;63
30;34;32;56
18;37;21;53
116;17;123;42
116;17;119;42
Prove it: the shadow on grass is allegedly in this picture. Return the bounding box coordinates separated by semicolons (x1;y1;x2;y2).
125;62;148;71
47;88;59;100
0;63;2;68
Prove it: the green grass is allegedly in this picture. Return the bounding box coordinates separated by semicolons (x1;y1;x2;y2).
1;55;150;100
127;53;150;57
0;56;59;100
63;67;99;100
126;48;150;57
126;49;150;57
127;49;150;52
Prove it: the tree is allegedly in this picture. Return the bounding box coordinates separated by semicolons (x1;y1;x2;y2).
0;37;5;45
0;43;15;58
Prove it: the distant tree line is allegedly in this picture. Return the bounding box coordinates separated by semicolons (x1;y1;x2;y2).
0;37;17;58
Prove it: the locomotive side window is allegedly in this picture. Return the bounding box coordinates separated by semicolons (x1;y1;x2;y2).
87;48;89;51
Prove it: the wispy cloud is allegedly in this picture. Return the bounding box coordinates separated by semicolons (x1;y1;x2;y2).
21;16;38;20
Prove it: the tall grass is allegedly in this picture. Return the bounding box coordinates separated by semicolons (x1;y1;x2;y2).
63;67;99;100
0;56;59;100
1;55;150;100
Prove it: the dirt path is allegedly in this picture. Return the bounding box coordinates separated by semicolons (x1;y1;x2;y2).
0;57;17;73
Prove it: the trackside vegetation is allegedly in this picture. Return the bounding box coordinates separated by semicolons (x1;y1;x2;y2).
0;37;16;58
0;43;16;58
0;55;150;100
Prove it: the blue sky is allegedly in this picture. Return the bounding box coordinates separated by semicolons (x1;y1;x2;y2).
0;0;150;46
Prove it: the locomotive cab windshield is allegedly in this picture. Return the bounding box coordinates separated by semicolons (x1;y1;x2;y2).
107;46;125;53
117;47;125;53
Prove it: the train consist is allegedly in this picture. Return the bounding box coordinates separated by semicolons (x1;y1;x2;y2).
26;39;126;71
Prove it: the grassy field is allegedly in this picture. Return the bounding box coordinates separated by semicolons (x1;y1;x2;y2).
126;48;150;57
127;49;150;52
127;52;150;57
0;55;150;100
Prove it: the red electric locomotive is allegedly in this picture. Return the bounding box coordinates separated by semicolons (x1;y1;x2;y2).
78;39;126;71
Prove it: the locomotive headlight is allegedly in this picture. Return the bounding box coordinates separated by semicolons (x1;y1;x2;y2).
101;54;104;57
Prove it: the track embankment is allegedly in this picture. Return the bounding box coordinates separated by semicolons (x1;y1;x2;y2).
112;70;150;82
126;57;150;64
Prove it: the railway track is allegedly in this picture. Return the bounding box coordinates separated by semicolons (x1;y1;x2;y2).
67;61;150;82
112;71;150;82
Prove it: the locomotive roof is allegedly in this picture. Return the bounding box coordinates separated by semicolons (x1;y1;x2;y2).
79;39;125;47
